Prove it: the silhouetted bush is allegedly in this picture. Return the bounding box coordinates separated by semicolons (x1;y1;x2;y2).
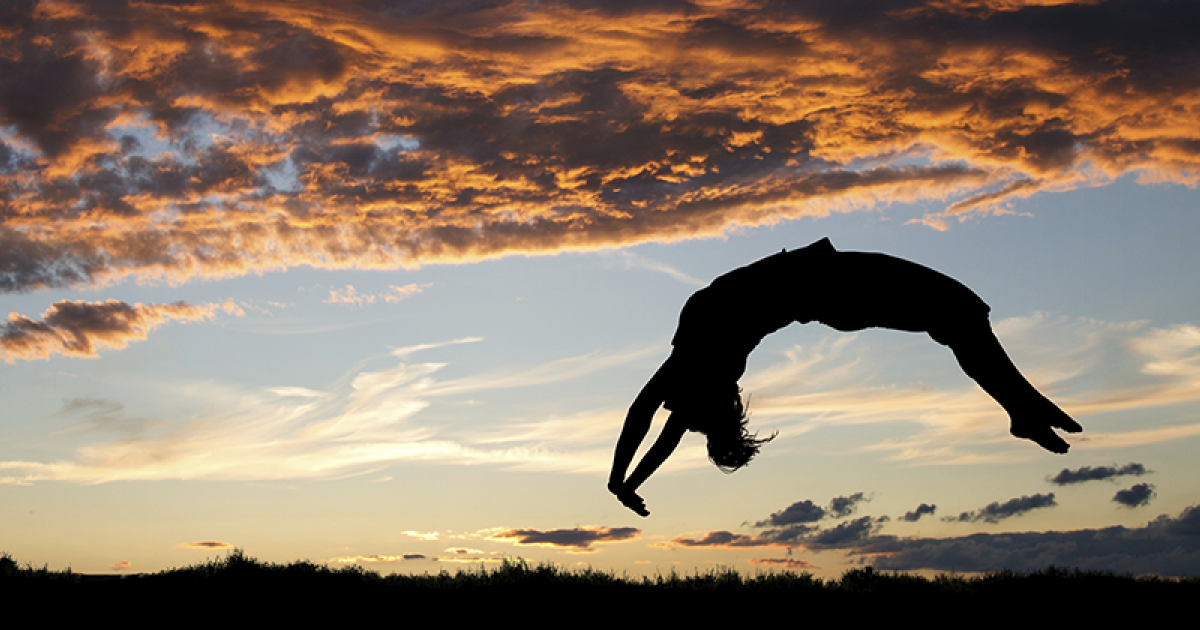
5;550;1195;623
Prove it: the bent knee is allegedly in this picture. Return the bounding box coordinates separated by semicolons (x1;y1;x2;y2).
927;318;992;348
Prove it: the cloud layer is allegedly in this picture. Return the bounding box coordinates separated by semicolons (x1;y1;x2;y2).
667;492;1200;576
2;0;1198;292
862;504;1200;575
5;312;1200;484
0;338;649;484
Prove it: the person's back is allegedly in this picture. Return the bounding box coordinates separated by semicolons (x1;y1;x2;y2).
608;238;1082;516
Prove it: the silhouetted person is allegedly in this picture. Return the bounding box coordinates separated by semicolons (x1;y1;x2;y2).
609;238;1082;516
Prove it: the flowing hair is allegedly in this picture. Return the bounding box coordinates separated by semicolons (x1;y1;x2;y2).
703;389;776;473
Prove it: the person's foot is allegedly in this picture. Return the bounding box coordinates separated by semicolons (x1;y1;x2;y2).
617;491;649;517
1047;405;1083;433
1010;422;1070;454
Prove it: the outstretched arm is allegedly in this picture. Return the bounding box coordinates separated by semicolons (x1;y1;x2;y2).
609;358;686;516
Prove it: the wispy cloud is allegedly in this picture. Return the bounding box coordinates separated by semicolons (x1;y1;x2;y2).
180;541;233;550
2;1;1197;292
748;557;820;570
6;308;1200;485
327;554;428;564
743;314;1200;465
0;340;648;484
323;283;432;308
605;251;706;287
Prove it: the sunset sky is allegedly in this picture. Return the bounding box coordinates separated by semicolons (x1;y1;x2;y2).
3;0;1200;578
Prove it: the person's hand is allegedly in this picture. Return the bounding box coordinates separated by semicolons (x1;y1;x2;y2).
608;480;649;517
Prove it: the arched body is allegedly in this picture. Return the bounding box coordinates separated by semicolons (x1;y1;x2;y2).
608;238;1081;516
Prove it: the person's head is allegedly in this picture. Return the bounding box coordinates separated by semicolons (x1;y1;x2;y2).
673;385;775;473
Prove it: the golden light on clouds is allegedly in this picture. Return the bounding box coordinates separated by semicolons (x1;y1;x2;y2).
1;1;1196;292
1;299;242;362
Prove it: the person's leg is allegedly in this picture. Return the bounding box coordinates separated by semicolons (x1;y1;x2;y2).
935;324;1082;453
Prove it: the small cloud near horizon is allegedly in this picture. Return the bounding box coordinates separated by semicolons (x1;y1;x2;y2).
900;504;937;522
943;493;1057;524
328;554;429;563
1113;483;1156;509
749;557;820;570
1049;463;1151;486
489;526;640;550
655;531;786;551
180;541;233;549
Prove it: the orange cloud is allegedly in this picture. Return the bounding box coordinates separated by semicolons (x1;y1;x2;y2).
0;1;1196;290
111;560;132;570
0;299;240;362
323;283;432;307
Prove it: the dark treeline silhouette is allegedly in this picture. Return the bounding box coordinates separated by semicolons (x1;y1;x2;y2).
610;238;1082;516
3;551;1193;624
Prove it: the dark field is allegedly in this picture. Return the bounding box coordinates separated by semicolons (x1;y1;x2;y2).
4;550;1194;623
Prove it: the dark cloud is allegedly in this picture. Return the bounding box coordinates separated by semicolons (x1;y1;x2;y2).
489;526;639;549
181;541;232;549
828;492;870;518
1;299;239;361
802;516;890;550
1049;463;1151;486
748;557;820;570
757;523;820;546
754;493;871;527
754;500;826;527
858;504;1200;576
1;1;1196;291
1113;483;1156;509
945;493;1056;524
661;531;783;549
900;503;937;522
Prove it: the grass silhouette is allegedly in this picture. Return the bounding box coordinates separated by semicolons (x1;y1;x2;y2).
4;550;1195;622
